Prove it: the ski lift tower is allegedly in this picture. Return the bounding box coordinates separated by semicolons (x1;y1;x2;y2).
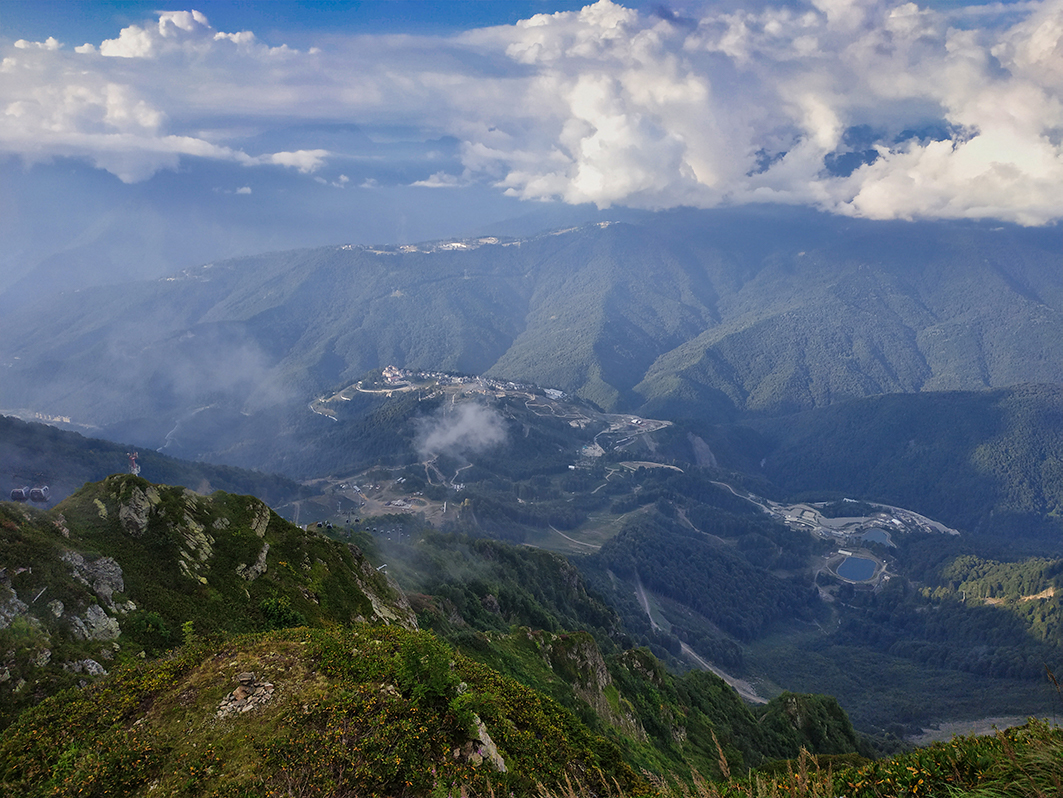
127;452;140;476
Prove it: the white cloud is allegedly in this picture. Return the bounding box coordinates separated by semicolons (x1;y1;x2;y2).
1;1;1061;224
416;403;506;460
236;186;252;194
14;37;62;51
454;0;1063;223
411;170;469;188
266;149;329;173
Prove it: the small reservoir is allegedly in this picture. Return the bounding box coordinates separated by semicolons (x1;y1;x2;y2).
837;555;877;582
859;527;895;547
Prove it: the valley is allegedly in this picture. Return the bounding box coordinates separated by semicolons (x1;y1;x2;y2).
205;371;1056;738
4;360;1061;743
0;207;1059;796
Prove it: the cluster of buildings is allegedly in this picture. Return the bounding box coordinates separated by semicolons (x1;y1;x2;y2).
377;366;555;397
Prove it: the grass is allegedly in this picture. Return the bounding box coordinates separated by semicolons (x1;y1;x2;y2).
0;625;649;798
530;718;1063;798
4;618;1061;797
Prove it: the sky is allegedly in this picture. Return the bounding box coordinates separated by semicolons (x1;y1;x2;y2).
1;0;1061;294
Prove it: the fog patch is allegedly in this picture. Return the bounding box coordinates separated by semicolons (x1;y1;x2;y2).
416;403;505;461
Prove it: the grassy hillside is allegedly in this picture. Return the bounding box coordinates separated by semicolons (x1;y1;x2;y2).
0;475;409;727
0;625;646;798
0;477;875;795
2;626;1060;798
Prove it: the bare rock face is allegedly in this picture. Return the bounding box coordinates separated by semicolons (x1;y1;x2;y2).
250;501;271;537
355;555;418;628
452;716;507;773
70;604;120;641
177;513;215;583
0;588;29;631
529;629;647;741
65;658;108;676
61;551;125;608
236;542;270;581
117;485;160;537
473;717;507;772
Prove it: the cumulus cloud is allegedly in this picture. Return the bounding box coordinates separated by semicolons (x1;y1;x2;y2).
458;0;1063;223
0;10;327;182
1;0;1061;223
415;403;506;460
14;37;62;51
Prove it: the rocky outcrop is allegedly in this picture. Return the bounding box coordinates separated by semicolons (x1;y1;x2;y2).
61;551;124;608
526;629;646;740
250;501;271;537
354;553;418;628
217;671;276;718
65;658;108;676
452;716;507;772
70;604;120;641
0;589;29;631
117;484;160;536
177;513;214;583
236;542;270;580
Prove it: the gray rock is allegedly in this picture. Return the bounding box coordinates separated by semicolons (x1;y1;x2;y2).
65;659;108;676
118;486;156;536
61;551;125;608
473;717;507;773
236;542;269;581
250;502;271;537
0;590;29;631
71;604;121;641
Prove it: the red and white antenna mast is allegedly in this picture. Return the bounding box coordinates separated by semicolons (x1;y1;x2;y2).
127;452;140;476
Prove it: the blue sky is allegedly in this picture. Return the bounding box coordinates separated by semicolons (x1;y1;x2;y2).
1;2;608;41
1;0;1060;294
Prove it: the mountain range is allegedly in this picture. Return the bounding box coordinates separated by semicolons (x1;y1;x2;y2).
0;206;1058;474
1;205;1061;795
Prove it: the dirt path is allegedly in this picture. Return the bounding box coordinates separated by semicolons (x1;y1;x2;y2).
680;643;767;705
634;574;660;632
636;571;766;705
549;525;600;550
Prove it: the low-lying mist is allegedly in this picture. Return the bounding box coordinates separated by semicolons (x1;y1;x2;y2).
415;403;506;462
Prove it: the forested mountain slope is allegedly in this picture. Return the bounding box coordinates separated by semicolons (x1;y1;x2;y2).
746;384;1063;545
0;207;1058;464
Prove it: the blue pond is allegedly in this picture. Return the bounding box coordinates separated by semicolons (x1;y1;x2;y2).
837;556;877;581
860;527;895;547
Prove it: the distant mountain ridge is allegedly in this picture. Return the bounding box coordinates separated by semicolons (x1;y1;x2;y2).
0;206;1058;462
